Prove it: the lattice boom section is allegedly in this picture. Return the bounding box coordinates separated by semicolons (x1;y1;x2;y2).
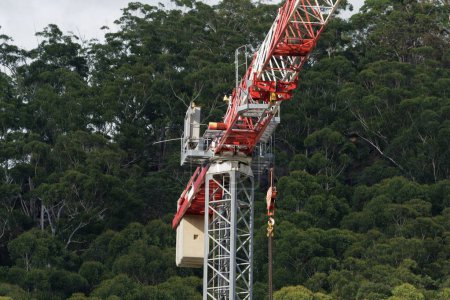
211;0;341;155
252;0;339;78
249;0;340;102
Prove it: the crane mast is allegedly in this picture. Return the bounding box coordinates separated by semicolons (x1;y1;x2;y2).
173;1;341;299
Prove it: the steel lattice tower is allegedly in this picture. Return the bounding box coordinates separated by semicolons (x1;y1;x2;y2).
203;161;254;299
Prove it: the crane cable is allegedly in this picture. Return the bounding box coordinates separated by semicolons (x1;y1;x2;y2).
267;217;274;300
266;167;277;300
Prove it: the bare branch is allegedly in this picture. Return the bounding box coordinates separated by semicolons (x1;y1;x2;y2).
0;219;8;239
355;132;407;174
169;81;189;108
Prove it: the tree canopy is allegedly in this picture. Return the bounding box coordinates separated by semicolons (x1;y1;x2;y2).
0;0;449;299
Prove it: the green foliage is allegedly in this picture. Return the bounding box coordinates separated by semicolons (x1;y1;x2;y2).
0;0;448;299
387;283;425;300
7;229;64;270
274;285;332;300
0;283;29;300
90;275;201;300
78;261;106;286
48;270;88;298
150;276;202;300
274;285;314;300
91;274;138;299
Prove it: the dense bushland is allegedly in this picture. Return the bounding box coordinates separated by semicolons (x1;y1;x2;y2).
0;0;449;299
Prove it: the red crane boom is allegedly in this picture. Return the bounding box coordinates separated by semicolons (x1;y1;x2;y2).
173;0;341;229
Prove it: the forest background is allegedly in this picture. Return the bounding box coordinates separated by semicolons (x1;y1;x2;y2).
0;0;449;299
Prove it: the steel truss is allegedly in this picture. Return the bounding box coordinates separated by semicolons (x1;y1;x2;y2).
173;0;342;229
203;161;254;300
173;1;342;299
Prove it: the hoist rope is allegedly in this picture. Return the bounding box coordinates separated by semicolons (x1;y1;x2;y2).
267;217;274;300
266;157;276;300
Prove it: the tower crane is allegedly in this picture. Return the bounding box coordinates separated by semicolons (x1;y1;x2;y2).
173;1;341;299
